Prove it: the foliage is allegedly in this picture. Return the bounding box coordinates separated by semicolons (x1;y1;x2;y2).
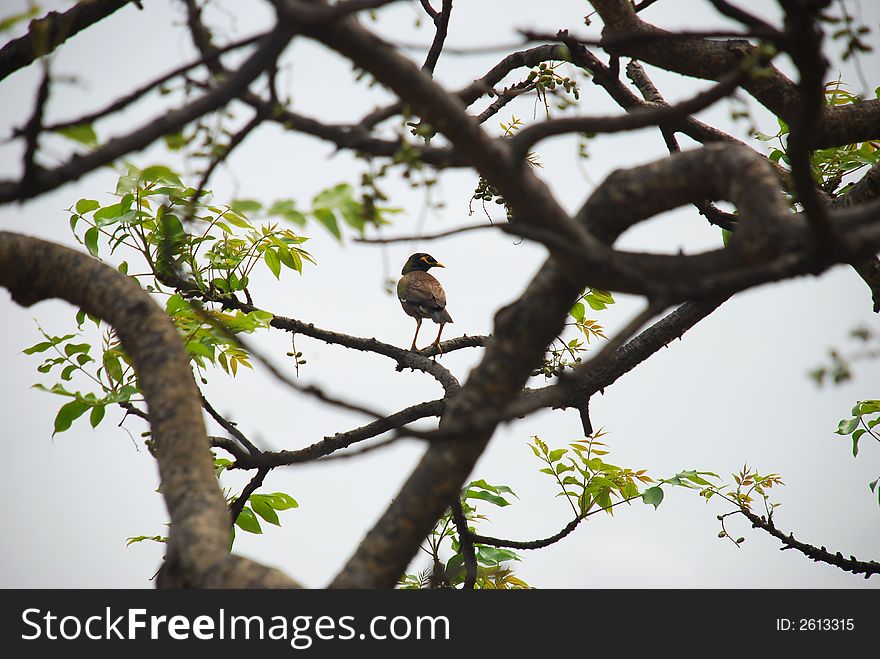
7;0;879;589
231;492;300;537
834;400;880;505
529;431;652;516
401;479;529;590
653;465;784;547
755;82;880;195
535;288;614;378
809;326;879;506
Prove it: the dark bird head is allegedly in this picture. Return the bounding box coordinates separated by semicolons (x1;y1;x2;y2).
401;253;445;275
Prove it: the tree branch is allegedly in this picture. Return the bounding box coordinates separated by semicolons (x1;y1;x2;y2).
588;0;880;149
0;0;136;83
450;499;477;589
0;231;299;588
421;0;453;75
739;508;880;579
0;25;296;205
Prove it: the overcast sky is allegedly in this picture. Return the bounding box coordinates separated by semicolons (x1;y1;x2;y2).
1;0;878;589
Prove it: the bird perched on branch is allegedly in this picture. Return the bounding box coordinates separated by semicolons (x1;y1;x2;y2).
397;253;453;352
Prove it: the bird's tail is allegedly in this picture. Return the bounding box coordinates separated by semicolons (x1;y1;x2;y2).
431;308;453;324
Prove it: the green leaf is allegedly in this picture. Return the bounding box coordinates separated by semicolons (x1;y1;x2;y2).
312;208;342;240
548;448;567;462
140;165;182;185
570;302;585;321
22;341;55;355
251;498;281;526
678;470;713;486
584;295;607;311
56;124;98;148
475;545;520;566
339;199;368;232
835;418;859;435
264;248;281;278
463;489;511;507
186;341;214;359
165;293;189;316
230;199;263;214
53;400;89;435
852;428;865;457
445;554;465;582
76;199;100;215
64;342;90;357
221;211;252;229
84;226;100;257
125;535;167;547
234;506;263;534
103;353;124;383
89;405;106;428
467;479;516;496
857;400;880;415
276;245;297;270
262;492;298;510
642;486;664;509
590;289;615;304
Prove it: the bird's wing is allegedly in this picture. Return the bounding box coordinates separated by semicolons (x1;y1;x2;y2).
399;271;447;309
399;271;452;324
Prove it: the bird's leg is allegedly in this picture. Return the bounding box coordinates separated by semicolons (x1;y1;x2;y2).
431;323;446;355
410;317;422;351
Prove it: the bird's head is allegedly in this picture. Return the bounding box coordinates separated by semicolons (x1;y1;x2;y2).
402;253;445;274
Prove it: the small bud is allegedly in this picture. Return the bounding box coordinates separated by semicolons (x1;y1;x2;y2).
718;531;727;538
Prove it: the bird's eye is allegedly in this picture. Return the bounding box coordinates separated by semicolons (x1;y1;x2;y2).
421;256;430;263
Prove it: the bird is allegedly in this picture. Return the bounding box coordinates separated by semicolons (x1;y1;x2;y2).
397;253;453;352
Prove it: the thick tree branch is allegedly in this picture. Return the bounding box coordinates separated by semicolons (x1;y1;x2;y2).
508;61;749;157
588;0;880;148
0;231;299;588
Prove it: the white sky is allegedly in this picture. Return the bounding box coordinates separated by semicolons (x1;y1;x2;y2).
0;0;878;588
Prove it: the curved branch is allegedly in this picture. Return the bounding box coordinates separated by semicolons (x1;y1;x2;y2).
229;467;270;522
0;26;296;205
0;231;298;588
740;509;880;579
0;0;135;83
38;33;266;135
202;393;261;456
588;0;880;148
471;514;586;550
233;399;445;469
508;61;749;157
421;0;453;75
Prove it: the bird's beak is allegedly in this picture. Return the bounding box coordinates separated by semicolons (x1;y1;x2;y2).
434;261;446;268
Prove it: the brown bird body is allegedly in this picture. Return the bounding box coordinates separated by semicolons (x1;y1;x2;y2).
397;253;453;351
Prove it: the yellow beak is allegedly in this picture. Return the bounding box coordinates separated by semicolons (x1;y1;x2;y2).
434;261;446;268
